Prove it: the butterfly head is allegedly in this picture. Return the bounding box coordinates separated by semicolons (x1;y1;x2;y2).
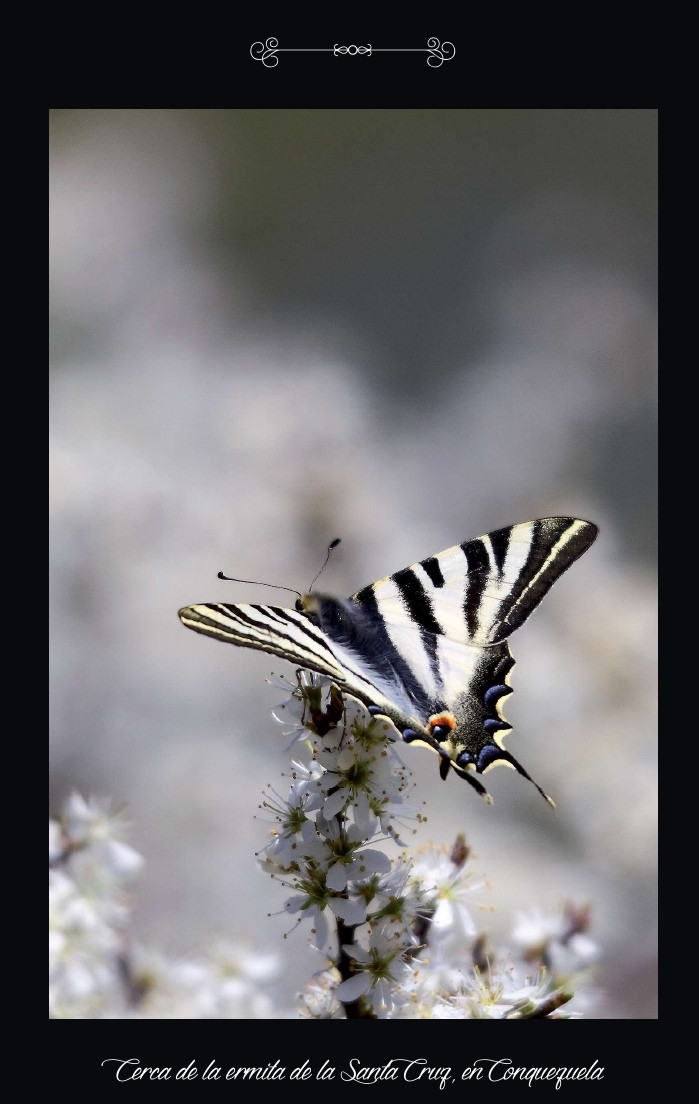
295;594;358;645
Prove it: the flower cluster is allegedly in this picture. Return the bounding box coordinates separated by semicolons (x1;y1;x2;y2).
264;675;599;1019
49;793;278;1018
261;674;425;1016
49;680;600;1018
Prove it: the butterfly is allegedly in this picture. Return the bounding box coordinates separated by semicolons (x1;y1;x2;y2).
179;517;598;804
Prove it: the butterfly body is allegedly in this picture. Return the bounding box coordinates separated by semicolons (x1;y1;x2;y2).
179;517;598;803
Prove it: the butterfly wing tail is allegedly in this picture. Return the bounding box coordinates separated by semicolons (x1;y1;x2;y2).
443;756;494;803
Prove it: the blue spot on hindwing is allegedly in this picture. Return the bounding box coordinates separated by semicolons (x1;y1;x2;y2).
483;718;510;735
484;683;512;711
477;745;502;771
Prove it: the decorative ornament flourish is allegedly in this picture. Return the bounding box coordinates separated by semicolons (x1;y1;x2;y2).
250;38;280;67
250;37;456;67
426;38;456;67
333;44;372;56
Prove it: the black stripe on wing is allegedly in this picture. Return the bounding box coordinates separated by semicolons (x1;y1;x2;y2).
486;518;598;642
483;519;543;641
392;567;442;690
488;526;511;576
178;603;349;683
350;586;436;717
421;556;445;588
460;536;490;639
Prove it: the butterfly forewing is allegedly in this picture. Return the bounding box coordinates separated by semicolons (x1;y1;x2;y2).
178;602;421;725
178;603;346;680
353;517;597;648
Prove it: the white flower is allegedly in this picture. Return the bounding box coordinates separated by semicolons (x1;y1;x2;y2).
128;942;278;1019
283;865;367;950
298;816;393;891
511;903;599;979
549;932;599;976
49;867;124;1018
307;696;409;820
268;672;321;749
337;927;414;1017
256;783;317;867
442;957;577;1019
410;842;479;944
351;859;422;943
298;968;344;1019
61;793;144;879
511;906;565;951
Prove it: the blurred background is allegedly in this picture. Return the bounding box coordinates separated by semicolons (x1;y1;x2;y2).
49;109;657;1018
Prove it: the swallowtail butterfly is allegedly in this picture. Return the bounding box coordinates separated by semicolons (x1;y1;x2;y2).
179;517;597;803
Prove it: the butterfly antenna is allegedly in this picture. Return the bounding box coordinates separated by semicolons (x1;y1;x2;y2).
216;572;302;600
308;538;341;594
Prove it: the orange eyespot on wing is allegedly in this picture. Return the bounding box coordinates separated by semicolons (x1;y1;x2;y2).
428;711;457;737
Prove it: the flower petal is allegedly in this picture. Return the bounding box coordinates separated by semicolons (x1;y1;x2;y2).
326;862;348;892
312;908;329;948
328;897;366;924
347;848;392;878
336;972;372;1002
323;790;347;819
